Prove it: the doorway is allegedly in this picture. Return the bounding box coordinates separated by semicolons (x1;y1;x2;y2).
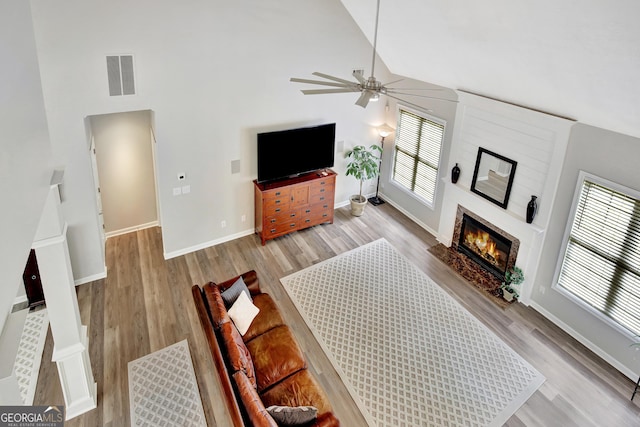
88;110;159;239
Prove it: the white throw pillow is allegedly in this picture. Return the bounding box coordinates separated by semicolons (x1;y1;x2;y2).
228;290;260;335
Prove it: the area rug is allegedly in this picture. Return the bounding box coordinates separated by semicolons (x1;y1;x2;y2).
128;340;207;427
281;239;544;427
14;308;49;405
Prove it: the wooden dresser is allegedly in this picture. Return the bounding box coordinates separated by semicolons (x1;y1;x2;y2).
254;170;336;245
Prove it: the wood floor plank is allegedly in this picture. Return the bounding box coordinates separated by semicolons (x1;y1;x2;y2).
33;203;640;426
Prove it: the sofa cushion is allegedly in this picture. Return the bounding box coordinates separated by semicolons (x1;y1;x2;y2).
228;291;260;335
203;283;230;329
260;369;333;416
242;294;286;343
266;405;318;426
247;325;307;393
222;276;252;307
232;371;278;427
220;321;257;388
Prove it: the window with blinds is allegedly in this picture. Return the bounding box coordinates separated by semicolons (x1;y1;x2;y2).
556;173;640;336
392;108;445;206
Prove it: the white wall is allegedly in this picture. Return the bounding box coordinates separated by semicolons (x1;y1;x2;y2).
530;124;640;379
90;110;157;234
0;1;52;334
29;0;385;278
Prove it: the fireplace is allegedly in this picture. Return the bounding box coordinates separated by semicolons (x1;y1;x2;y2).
458;214;511;280
452;206;520;283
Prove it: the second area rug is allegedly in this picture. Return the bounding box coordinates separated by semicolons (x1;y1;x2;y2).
281;238;544;427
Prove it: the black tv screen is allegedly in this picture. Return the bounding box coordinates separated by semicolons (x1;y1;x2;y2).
257;123;335;183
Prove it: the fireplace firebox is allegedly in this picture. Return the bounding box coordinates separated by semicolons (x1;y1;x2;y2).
458;214;511;280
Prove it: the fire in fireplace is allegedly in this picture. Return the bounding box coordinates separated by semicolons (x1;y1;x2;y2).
458;213;512;280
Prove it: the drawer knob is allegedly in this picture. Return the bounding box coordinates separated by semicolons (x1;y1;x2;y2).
275;208;281;213
305;209;311;213
290;213;296;217
270;228;277;233
290;223;296;228
305;219;311;223
270;218;276;223
319;196;325;201
275;191;281;196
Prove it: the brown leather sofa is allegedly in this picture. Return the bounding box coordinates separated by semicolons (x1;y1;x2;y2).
192;270;340;427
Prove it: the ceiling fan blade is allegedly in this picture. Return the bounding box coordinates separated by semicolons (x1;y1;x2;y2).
355;91;374;108
290;78;355;88
385;87;444;91
384;93;434;112
312;72;357;85
352;70;366;84
382;78;404;86
385;91;451;99
301;88;361;95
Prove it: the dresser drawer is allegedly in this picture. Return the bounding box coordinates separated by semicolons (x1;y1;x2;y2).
309;192;333;205
263;196;291;211
263;188;291;200
265;209;301;226
310;181;335;197
265;221;299;236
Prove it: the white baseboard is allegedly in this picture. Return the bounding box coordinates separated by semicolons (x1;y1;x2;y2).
163;228;255;260
74;269;107;287
105;221;159;239
529;301;637;380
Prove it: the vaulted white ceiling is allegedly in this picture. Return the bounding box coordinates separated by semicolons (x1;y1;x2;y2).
340;0;639;138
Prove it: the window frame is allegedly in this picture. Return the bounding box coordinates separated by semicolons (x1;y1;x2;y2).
552;170;640;338
389;105;446;209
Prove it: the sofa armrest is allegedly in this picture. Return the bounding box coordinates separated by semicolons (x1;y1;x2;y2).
191;285;244;427
218;270;262;296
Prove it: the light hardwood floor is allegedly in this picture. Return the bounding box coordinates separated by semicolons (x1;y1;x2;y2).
34;203;640;426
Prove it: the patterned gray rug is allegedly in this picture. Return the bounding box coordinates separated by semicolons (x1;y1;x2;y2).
15;308;49;405
128;340;206;427
281;239;544;427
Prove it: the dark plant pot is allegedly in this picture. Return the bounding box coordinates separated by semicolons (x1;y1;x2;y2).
451;163;461;184
526;195;538;224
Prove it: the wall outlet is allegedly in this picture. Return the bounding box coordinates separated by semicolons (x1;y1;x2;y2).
181;185;191;194
173;187;181;196
241;214;246;223
221;220;227;228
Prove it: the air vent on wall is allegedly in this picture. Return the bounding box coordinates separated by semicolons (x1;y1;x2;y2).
107;55;135;96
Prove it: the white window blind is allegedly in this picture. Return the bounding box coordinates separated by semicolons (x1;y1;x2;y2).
557;176;640;335
392;108;445;205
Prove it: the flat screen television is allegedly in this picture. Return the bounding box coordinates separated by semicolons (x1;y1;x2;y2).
257;123;335;183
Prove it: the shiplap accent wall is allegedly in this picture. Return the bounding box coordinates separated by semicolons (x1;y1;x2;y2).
438;91;575;304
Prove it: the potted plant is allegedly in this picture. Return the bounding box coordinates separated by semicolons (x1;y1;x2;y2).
500;266;524;302
345;144;382;216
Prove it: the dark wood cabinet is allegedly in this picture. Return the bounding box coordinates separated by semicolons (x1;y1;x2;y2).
23;249;45;308
254;170;336;245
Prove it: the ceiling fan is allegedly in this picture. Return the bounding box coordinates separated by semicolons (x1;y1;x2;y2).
290;0;450;109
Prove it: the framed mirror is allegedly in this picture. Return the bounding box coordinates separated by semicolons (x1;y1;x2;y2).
470;147;517;209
